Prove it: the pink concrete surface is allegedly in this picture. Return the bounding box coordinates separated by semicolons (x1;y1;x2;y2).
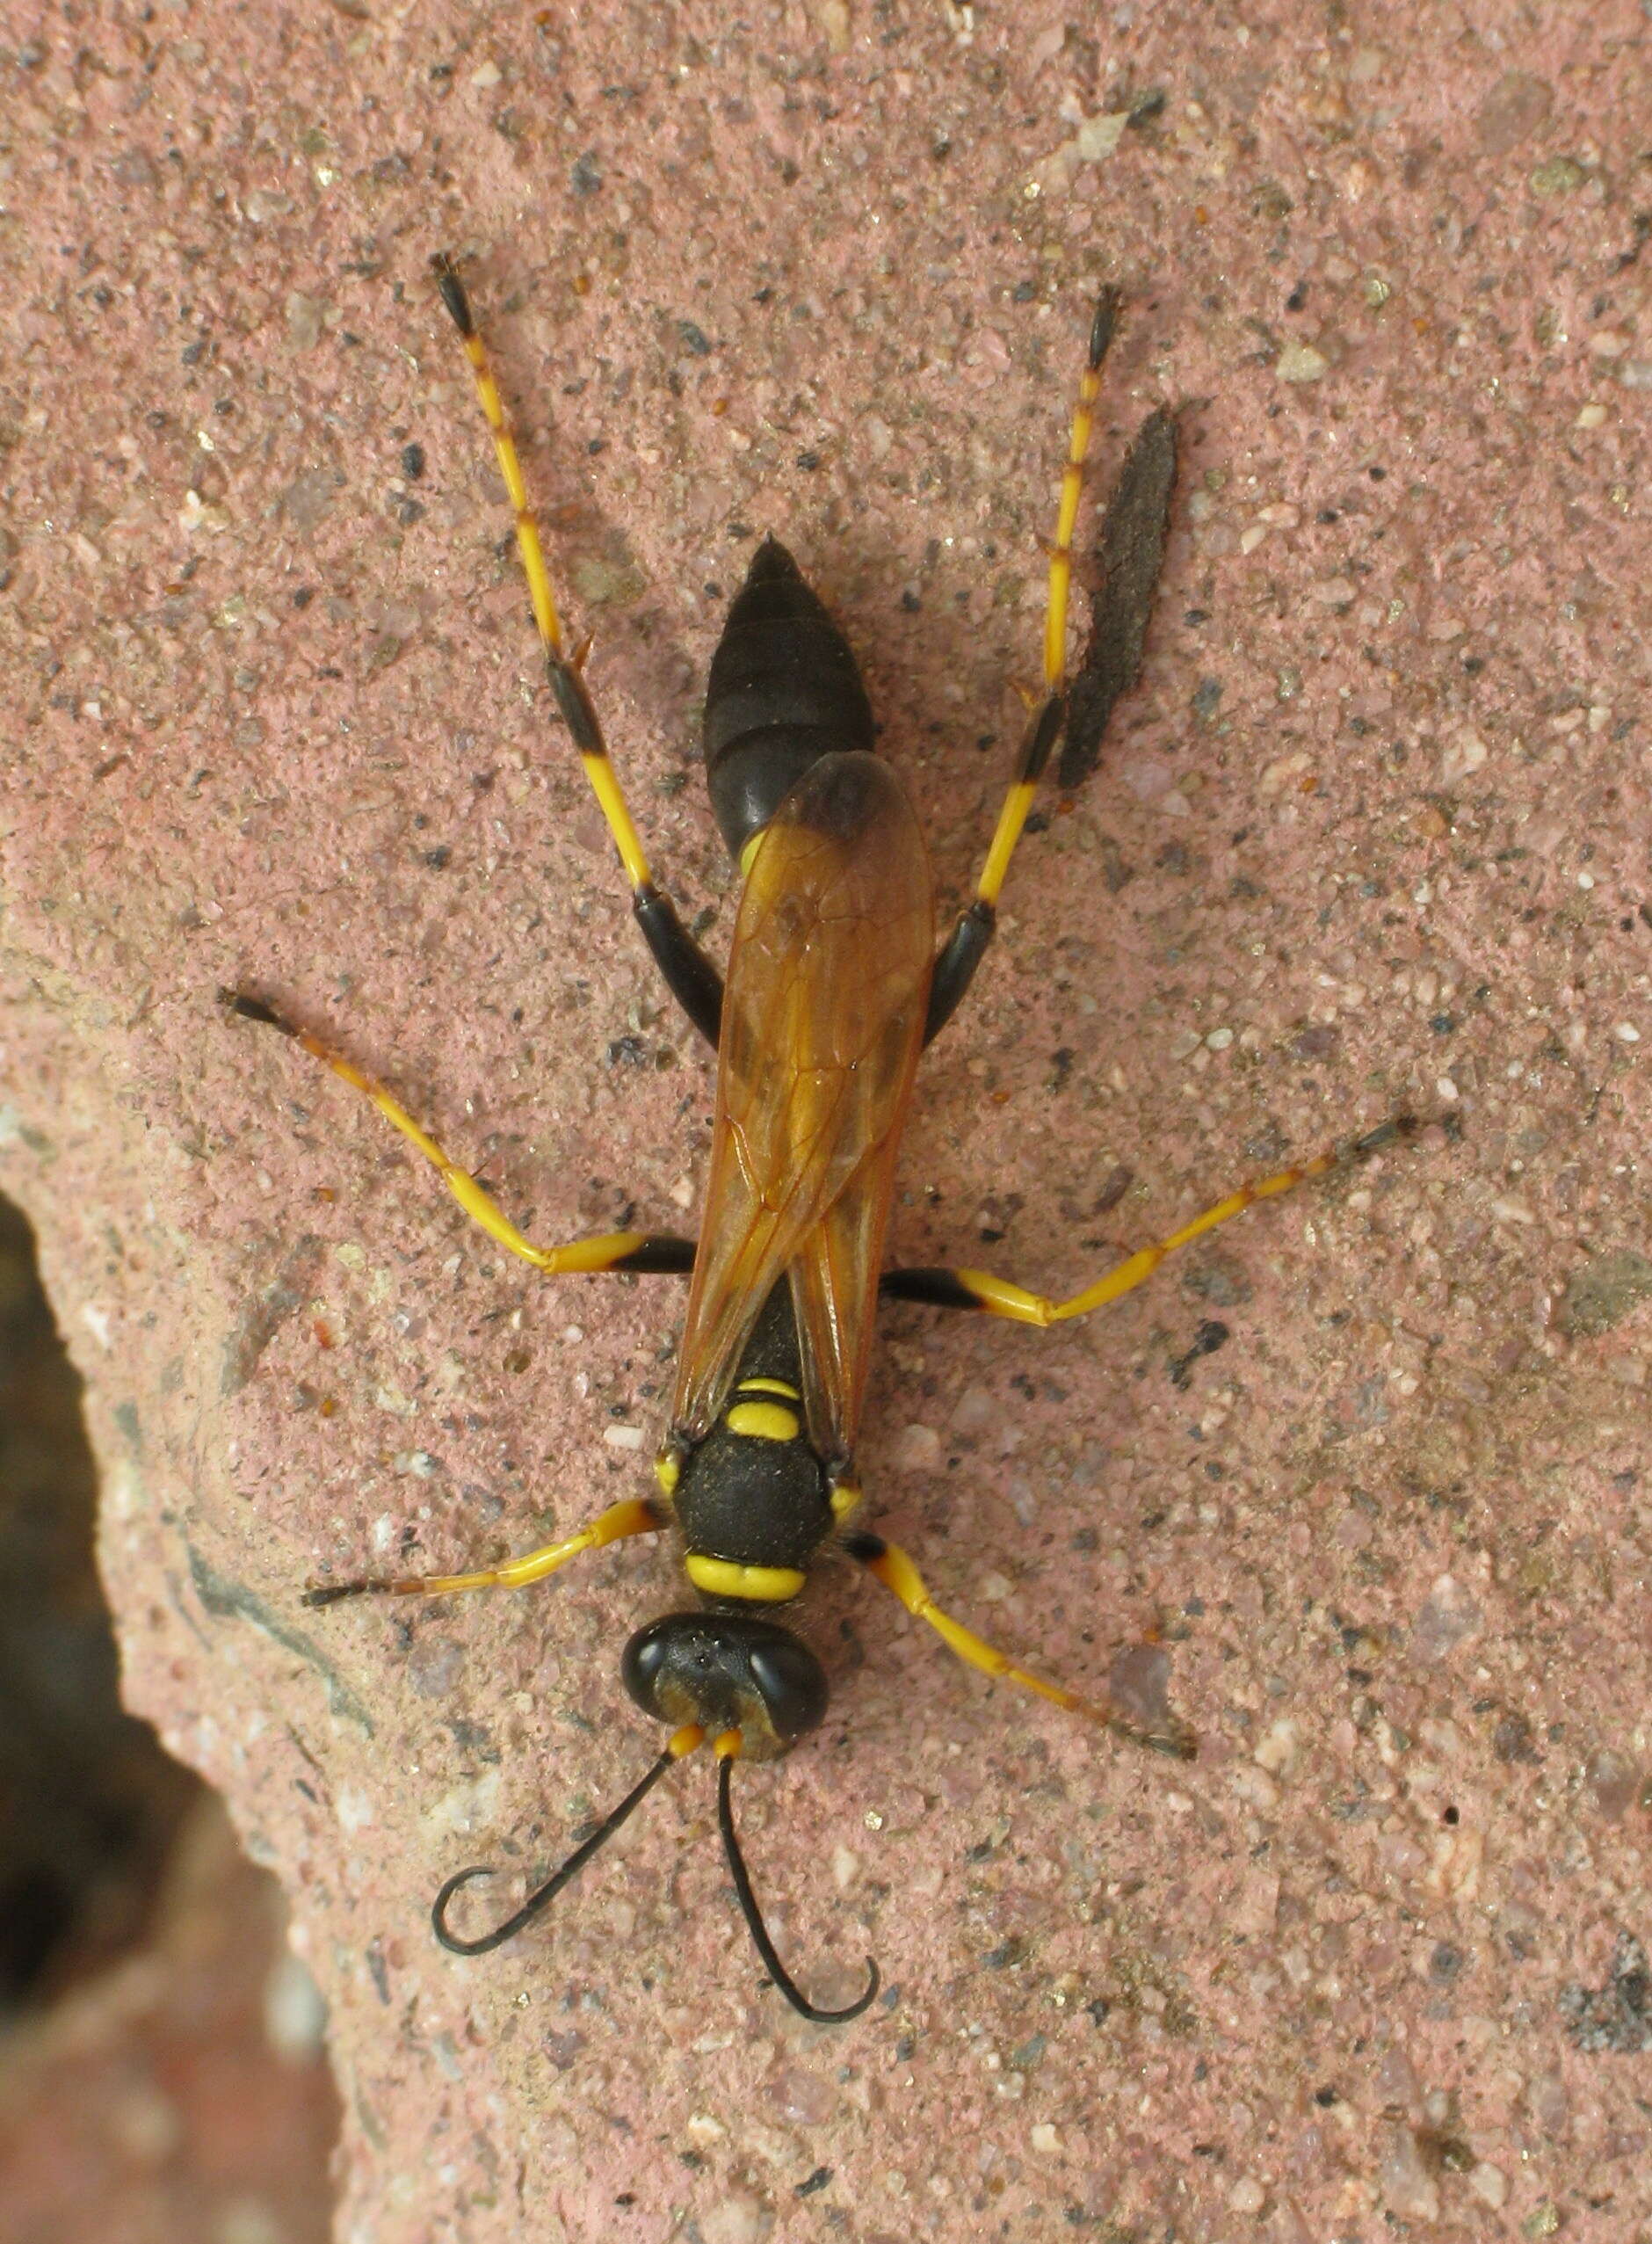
3;5;1649;2240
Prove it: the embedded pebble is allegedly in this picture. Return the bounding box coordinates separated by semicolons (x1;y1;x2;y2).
285;291;325;349
264;1952;329;2060
1439;730;1489;783
1253;1717;1301;1778
1376;2121;1440;2221
1108;1641;1174;1729
1557;1248;1652;1336
698;2194;769;2244
950;1384;997;1435
1467;2162;1510;2210
1411;1573;1482;1661
1585;1747;1641;1820
1277;341;1330;383
891;1423;942;1471
765;2063;837;2126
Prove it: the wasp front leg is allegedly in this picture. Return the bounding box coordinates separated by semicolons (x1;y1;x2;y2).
303;1494;666;1609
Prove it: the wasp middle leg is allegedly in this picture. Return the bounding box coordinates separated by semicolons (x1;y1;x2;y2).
221;992;697;1280
882;1121;1418;1326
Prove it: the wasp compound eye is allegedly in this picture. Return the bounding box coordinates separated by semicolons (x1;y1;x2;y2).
622;1613;828;1756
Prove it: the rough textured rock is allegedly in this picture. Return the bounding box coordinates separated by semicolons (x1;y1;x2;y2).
4;6;1649;2241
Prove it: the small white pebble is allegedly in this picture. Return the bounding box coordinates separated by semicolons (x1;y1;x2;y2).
1254;1717;1301;1777
1466;2162;1509;2210
602;1424;647;1450
1577;870;1595;889
1277;340;1329;383
1587;329;1631;359
1435;1077;1459;1102
1229;2175;1267;2215
1072;112;1128;161
831;1845;860;1890
468;58;502;87
264;1952;329;2060
1206;1027;1235;1051
1030;2123;1061;2154
1438;730;1488;784
1614;1022;1641;1042
1239;523;1269;554
562;1324;584;1343
1575;402;1607;428
891;1422;942;1471
1228;1762;1280;1811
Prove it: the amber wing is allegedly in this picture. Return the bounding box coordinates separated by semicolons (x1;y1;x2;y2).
671;752;935;1459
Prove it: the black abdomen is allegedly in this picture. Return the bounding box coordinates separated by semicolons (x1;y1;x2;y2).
704;538;875;860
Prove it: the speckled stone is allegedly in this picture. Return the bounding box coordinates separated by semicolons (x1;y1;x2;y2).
4;5;1649;2241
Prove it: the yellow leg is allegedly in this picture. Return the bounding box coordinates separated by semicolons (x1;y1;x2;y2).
430;258;724;1048
850;1533;1194;1759
302;1494;663;1608
976;290;1119;914
221;991;695;1278
882;1120;1416;1327
431;255;654;893
924;295;1121;1046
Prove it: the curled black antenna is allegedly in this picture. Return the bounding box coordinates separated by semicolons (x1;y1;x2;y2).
433;1746;679;1957
717;1752;880;2025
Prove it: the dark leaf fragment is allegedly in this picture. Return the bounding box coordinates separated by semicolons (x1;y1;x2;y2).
1061;405;1179;789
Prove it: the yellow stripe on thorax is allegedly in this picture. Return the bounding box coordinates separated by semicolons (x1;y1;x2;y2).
685;1554;806;1602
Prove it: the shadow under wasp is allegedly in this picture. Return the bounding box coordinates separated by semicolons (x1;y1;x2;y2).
226;258;1410;2022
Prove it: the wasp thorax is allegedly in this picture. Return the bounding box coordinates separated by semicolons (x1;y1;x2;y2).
621;1612;829;1760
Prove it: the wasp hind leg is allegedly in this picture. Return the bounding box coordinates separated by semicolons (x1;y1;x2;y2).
881;1121;1418;1326
432;254;722;1048
925;292;1120;1046
221;992;697;1278
303;1495;665;1609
